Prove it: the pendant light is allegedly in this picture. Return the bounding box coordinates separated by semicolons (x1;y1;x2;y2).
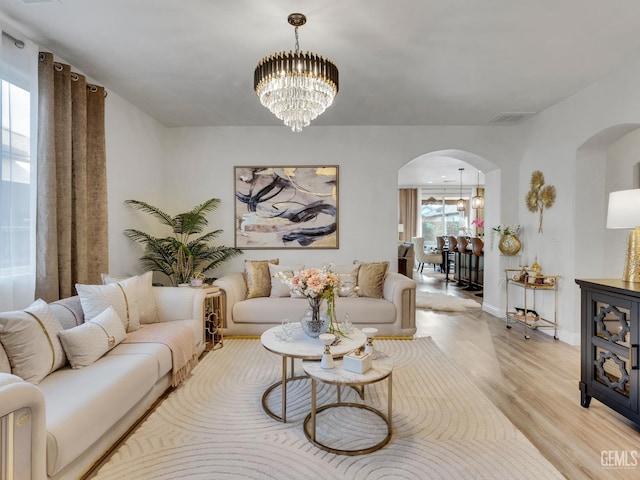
471;169;485;209
456;168;465;211
254;13;339;132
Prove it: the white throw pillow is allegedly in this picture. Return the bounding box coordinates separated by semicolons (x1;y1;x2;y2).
330;264;361;297
58;306;127;369
101;271;157;324
0;299;67;384
268;264;304;298
77;276;141;332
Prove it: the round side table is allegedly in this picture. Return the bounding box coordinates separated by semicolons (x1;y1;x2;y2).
302;355;393;455
260;324;366;423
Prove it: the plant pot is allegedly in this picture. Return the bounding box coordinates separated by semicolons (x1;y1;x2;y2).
499;234;521;255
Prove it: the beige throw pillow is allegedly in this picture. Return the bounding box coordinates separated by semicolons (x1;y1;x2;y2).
76;276;141;332
0;299;67;384
355;261;389;298
101;271;157;324
58;306;127;369
244;259;279;299
331;264;361;297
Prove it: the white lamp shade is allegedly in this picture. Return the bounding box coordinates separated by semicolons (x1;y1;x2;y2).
606;189;640;229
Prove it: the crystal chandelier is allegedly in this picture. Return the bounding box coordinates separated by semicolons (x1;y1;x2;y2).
254;13;339;132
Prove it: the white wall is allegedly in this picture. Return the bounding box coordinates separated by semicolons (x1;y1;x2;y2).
162;126;518;286
604;129;640;278
104;92;169;280
516;55;640;344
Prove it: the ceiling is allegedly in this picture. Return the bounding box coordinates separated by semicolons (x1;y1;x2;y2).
4;0;640;184
398;155;483;189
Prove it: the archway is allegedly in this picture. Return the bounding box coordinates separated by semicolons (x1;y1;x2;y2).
575;124;640;281
398;149;496;238
398;149;502;310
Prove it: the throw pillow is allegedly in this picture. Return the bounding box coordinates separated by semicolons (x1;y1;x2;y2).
101;271;157;324
0;299;67;384
76;276;141;332
58;306;127;369
330;264;361;297
268;264;304;298
244;259;279;299
354;261;389;298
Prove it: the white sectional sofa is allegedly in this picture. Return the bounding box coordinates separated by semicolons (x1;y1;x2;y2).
0;286;207;480
214;268;417;337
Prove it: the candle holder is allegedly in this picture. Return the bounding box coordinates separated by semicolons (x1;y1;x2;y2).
319;333;335;369
362;327;378;357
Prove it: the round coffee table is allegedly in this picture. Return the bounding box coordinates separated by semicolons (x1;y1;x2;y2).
260;324;366;423
302;354;393;455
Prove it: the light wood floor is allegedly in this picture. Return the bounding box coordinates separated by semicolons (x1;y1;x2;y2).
413;270;640;480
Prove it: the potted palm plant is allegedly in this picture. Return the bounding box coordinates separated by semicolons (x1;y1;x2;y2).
124;198;243;286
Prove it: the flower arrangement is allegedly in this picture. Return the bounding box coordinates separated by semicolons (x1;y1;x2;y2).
490;224;521;250
472;218;485;229
492;224;521;236
279;267;340;300
275;267;345;336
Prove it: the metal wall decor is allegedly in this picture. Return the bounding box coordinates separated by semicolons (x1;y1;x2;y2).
525;170;556;233
234;166;338;249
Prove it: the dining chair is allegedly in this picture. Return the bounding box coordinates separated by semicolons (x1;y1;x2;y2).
456;236;470;287
446;236;458;283
469;237;484;293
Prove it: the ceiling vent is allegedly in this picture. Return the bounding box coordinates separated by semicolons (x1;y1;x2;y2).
488;112;536;125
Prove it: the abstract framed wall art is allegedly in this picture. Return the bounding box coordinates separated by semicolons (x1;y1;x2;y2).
234;166;338;249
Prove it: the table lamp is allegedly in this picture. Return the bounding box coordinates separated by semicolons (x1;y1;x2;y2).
606;189;640;282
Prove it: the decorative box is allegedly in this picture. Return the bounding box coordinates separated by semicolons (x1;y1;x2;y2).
343;350;372;374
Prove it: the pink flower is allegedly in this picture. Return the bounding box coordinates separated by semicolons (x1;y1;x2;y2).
279;267;341;299
472;218;485;228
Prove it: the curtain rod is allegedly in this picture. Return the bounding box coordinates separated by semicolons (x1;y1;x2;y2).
38;52;108;98
2;31;25;49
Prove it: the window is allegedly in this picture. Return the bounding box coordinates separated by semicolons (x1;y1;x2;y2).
0;29;37;310
1;80;31;271
421;192;470;248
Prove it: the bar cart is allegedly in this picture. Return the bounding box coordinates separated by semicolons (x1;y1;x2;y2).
505;268;559;339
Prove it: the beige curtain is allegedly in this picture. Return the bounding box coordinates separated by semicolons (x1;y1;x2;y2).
36;52;108;301
398;188;418;243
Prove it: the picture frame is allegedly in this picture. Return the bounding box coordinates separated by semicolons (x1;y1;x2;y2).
234;166;339;249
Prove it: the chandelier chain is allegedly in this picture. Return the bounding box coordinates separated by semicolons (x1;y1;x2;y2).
294;26;300;53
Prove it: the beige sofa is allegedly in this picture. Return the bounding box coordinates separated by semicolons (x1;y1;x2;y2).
214;271;416;337
0;286;207;480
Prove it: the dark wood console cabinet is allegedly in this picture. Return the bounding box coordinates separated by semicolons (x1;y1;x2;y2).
576;279;639;424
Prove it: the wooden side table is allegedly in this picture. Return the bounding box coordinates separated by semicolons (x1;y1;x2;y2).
302;355;393;455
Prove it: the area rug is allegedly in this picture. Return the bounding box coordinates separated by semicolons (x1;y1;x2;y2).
415;291;482;312
92;338;561;480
